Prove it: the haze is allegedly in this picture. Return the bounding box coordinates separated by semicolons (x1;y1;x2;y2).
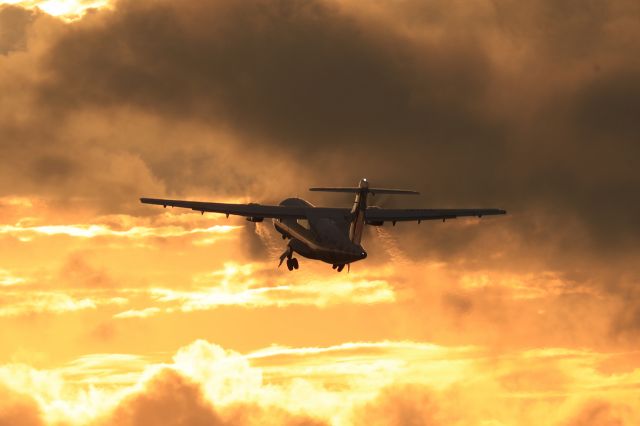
0;0;639;424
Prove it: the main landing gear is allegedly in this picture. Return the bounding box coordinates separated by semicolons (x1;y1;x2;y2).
286;258;299;271
278;245;299;271
332;264;349;272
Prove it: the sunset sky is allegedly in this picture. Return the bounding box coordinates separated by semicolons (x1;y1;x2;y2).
1;0;639;424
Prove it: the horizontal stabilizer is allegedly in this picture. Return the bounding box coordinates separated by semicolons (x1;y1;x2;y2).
309;187;419;195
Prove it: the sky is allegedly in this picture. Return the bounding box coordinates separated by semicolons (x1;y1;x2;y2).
0;0;639;424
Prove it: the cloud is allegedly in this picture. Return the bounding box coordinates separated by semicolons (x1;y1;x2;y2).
1;3;639;424
0;269;26;286
59;253;114;288
112;307;160;319
6;0;639;339
0;4;37;54
134;261;395;315
0;291;96;317
0;339;638;425
0;385;44;426
559;399;640;426
5;0;111;21
352;384;455;426
0;218;238;240
0;0;638;336
99;368;225;426
2;0;634;230
100;366;328;426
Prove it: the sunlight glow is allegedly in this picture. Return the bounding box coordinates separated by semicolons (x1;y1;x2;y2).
0;0;112;20
140;268;395;314
0;222;239;240
0;269;26;286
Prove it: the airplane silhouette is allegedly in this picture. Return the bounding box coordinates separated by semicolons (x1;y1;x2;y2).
141;179;506;272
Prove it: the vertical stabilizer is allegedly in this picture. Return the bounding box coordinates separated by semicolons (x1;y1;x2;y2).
349;179;370;244
309;179;419;244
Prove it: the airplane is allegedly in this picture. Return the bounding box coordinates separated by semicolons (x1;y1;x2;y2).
140;179;506;272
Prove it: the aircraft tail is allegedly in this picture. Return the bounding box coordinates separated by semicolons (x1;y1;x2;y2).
310;179;418;245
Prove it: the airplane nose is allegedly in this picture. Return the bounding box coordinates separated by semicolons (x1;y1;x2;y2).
361;251;367;259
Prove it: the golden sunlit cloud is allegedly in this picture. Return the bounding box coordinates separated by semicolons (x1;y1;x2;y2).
0;196;34;208
0;290;127;317
0;339;638;426
112;306;161;319
0;0;111;20
130;262;396;316
0;269;26;286
0;218;239;241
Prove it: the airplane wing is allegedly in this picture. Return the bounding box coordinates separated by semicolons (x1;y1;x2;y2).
365;208;506;224
140;198;350;220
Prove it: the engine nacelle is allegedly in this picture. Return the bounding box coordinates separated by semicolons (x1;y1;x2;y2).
246;217;264;223
366;206;383;226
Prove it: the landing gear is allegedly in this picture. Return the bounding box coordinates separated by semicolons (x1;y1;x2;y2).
286;257;299;271
337;264;345;272
279;245;299;271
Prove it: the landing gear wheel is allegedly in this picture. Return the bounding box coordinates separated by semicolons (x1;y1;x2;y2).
337;264;345;272
286;259;294;271
292;258;299;269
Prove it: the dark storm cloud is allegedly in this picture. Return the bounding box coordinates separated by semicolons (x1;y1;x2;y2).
0;5;36;54
31;0;640;253
40;0;495;148
36;0;508;203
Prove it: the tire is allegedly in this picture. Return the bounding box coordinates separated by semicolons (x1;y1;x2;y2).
292;258;299;269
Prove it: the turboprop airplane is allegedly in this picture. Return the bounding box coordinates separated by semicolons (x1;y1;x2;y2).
140;179;506;272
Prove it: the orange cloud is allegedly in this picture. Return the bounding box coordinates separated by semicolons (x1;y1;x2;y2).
0;217;238;241
98;368;224;426
0;339;637;425
0;384;44;426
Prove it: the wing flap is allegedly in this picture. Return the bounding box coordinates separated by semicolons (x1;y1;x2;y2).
140;198;349;219
365;208;506;223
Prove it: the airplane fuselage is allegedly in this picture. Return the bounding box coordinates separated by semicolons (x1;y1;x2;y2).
273;198;367;266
